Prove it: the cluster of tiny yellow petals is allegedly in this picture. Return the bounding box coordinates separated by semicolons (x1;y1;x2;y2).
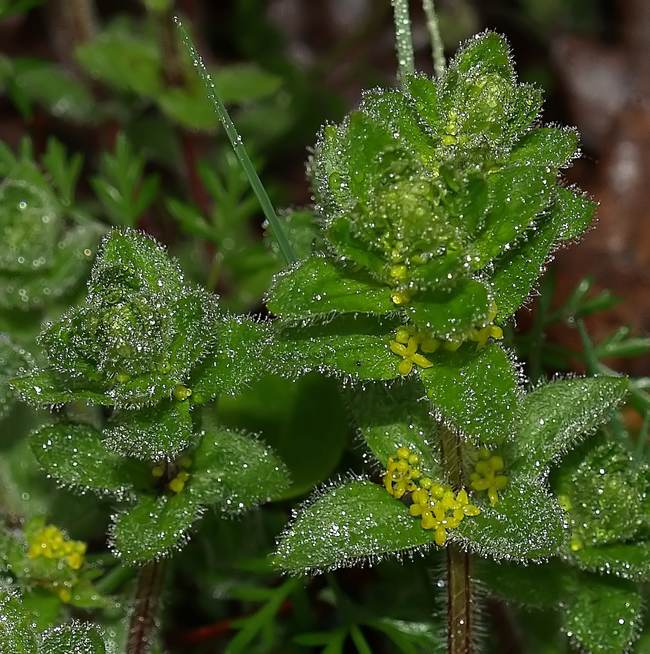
389;327;437;376
383;447;480;546
153;455;193;494
469;448;508;505
389;305;503;375
27;525;87;571
383;447;422;498
409;480;480;545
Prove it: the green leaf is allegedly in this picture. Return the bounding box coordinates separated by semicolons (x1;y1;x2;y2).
512;376;628;476
75;27;162;97
563;574;642;654
267;209;318;261
406;279;490;338
188;428;289;511
9;58;95;123
270;317;399;382
419;344;519;445
156;85;217;132
476;559;570;609
347;380;440;478
345;111;402;209
11;369;112;408
361;89;437;168
42;138;83;207
90;228;184;298
209;64;281;103
266;256;395;319
110;492;201;565
555;439;646;547
405;75;440;131
489;216;559;321
0;591;38;654
555;187;597;242
0;335;31;419
490;188;595;319
39;623;106;654
274;480;434;574
570;541;650;582
469;164;555;269
452;32;514;80
456;478;565;561
489;186;592;320
191;316;271;404
510;127;578;168
91;134;159;227
30;423;146;498
20;590;60;631
0;223;100;311
104;399;193;462
218;373;348;498
371;617;442;654
325;216;387;276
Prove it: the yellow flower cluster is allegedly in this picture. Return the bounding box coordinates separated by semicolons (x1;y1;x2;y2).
152;455;192;494
383;446;422;497
410;481;480;546
27;524;87;571
382;447;480;546
389;327;437;376
388;305;503;376
469;448;508;505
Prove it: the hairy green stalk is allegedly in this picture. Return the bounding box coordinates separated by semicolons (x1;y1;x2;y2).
391;0;415;81
441;426;472;654
126;561;167;654
174;18;297;265
422;0;446;78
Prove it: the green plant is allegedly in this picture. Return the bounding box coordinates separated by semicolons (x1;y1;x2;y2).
1;2;648;653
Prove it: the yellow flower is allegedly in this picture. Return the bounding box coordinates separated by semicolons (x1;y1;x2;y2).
469;448;508;505
383;447;421;498
391;290;411;306
168;470;190;494
382;447;480;544
411;487;480;545
27;524;87;571
389;328;436;376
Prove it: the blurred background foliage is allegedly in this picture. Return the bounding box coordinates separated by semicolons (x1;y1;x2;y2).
0;1;649;652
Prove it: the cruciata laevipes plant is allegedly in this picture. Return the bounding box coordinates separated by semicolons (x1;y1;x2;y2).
261;22;635;654
12;229;289;567
3;4;648;653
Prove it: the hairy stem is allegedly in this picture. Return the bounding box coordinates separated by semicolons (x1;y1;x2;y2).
422;0;446;78
126;561;166;654
446;546;472;654
174;18;296;266
440;426;472;654
391;0;415;81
